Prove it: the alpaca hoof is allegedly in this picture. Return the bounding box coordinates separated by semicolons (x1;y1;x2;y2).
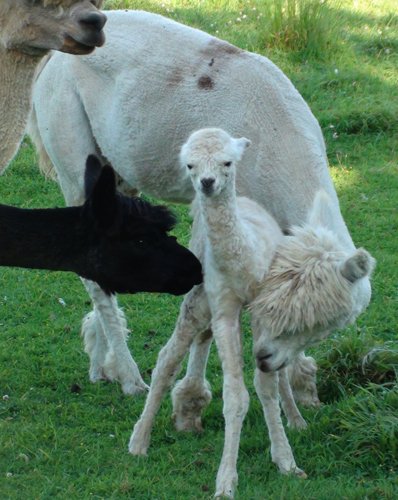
128;442;148;456
171;376;212;432
89;366;107;383
295;467;307;479
288;415;307;430
172;413;204;432
122;380;149;396
128;432;149;456
214;482;235;499
215;469;237;498
214;490;234;499
296;395;321;408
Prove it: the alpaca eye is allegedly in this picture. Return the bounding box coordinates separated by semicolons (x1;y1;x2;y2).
187;164;193;170
224;161;232;167
137;239;149;249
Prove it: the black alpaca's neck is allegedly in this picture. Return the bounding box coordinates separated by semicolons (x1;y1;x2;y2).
0;204;92;275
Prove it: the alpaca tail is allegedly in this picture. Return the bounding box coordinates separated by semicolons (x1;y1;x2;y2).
26;104;58;182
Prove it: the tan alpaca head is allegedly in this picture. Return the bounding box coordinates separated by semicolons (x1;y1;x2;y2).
251;190;376;373
0;0;106;56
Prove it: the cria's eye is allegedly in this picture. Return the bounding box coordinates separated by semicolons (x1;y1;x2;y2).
187;164;193;170
224;161;232;167
137;239;149;249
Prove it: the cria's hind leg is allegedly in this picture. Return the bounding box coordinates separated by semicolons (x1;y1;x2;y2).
287;352;320;407
171;328;213;432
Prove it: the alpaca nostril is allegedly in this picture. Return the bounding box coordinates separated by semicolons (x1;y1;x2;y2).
201;178;215;189
257;353;273;373
79;12;107;32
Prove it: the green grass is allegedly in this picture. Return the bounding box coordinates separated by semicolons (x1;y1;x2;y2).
1;0;398;498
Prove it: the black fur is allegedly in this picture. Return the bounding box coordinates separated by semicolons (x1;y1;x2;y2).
0;155;202;295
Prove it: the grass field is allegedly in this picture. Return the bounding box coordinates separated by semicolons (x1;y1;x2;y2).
1;0;398;498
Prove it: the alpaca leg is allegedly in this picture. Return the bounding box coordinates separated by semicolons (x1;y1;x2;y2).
212;311;250;499
278;368;307;430
250;317;305;476
250;316;306;430
83;279;149;396
129;285;211;455
287;352;320;407
81;303;132;385
254;369;306;478
171;328;213;432
81;307;110;383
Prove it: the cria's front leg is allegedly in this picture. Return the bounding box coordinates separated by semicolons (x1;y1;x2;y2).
254;369;306;478
171;328;213;432
129;285;211;455
83;280;149;396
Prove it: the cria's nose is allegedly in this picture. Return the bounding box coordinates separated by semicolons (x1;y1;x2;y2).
201;178;215;189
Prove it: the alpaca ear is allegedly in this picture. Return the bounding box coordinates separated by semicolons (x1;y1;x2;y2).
234;137;251;160
340;248;376;283
308;189;335;229
180;142;190;168
88;162;118;228
84;155;103;200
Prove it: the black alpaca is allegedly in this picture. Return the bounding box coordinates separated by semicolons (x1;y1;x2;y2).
0;155;202;295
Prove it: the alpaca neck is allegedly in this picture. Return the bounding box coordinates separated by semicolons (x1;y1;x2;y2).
0;48;43;172
0;204;93;277
199;180;244;265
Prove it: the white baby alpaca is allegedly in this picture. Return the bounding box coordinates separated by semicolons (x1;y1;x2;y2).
129;129;309;498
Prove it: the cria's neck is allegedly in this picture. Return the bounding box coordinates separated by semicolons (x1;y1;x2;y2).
198;182;244;261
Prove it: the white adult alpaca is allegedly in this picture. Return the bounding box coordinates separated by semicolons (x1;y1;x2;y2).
28;10;372;399
0;0;106;171
130;129;374;498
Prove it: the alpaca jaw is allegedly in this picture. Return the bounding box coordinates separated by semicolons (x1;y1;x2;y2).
254;328;331;373
0;0;107;56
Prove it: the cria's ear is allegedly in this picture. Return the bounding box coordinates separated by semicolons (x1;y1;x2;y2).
88;161;118;228
84;155;103;200
234;137;251;160
180;141;190;168
340;248;376;283
308;189;335;229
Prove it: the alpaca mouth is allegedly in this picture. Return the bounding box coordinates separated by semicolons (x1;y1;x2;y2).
62;34;105;55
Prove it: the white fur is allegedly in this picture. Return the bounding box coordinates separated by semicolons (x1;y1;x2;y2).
286;352;320;407
130;130;375;498
28;10;372;398
130;129;307;498
251;198;376;373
